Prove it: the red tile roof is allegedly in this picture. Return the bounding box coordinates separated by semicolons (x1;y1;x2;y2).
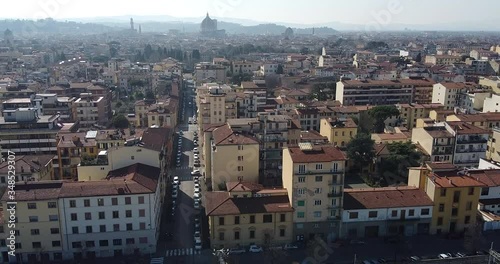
212;124;259;145
1;181;63;201
429;171;486;188
287;144;347;163
343;187;433;210
205;192;293;216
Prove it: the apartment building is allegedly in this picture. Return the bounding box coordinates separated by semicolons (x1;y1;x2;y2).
336;79;414;106
486;127;500;162
0;108;76;156
210;125;260;191
194;63;226;83
0;155;54;184
446;112;500;131
205;182;294;249
55;132;98;180
197;85;237;127
483;94;500;113
397;103;444;129
232;61;259;75
445;122;489;167
431;82;479;110
282;143;347;242
412;126;455;163
424;55;461;65
59;164;162;260
342;187;433;238
0;182;64;263
408;164;484;234
74;94;107;128
470;169;500;231
33;94;76;122
147;99;177;128
319;118;357;148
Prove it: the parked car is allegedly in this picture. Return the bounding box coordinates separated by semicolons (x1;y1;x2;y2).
249;245;263;253
438;253;452;259
455;252;466;258
193;149;199;154
409;256;420;262
283;243;299;250
227;248;246;255
191;170;201;176
194;201;200;209
171;190;178;198
377;259;387;263
173;176;179;185
194;154;199;159
194;240;202;250
194;218;200;229
194;183;200;189
193;132;198;136
194;192;201;199
194;231;201;241
194;178;199;184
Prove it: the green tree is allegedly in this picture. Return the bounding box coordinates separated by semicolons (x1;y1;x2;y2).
145;90;155;100
192;49;201;60
367;105;400;133
276;64;284;74
300;47;309;55
346;133;375;169
380;142;422;179
112;114;129;129
415;53;422;62
135;92;144;99
115;101;123;108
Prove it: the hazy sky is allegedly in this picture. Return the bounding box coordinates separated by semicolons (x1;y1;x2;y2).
2;0;498;26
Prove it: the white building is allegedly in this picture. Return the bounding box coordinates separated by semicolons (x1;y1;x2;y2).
483;94;500;113
431;82;478;110
59;163;162;260
465;169;500;231
342;187;433;238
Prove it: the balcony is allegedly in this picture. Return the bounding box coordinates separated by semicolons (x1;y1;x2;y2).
455;148;486;153
328;192;342;198
454;159;479;165
328;205;341;209
328;179;344;185
432;148;453;155
457;136;488;144
296;169;344;175
327;216;341;221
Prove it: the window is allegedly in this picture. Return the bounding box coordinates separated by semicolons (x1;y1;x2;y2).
437;217;443;226
69;200;76;208
315;176;323;182
113;224;120;232
30;229;40;235
97;199;104;206
52;241;61;247
50;228;59;234
297;212;305;218
72;242;82;249
297;200;305;206
391;210;398;217
349;212;358;219
421;208;430;215
139;209;145;217
368;211;377;218
314;211;322;218
466;201;473;211
99;212;105;219
409;209;415;216
29;216;38;222
100;225;106;232
440;189;447;197
468;187;474;195
465;215;471;224
86;241;95;248
85;212;92;220
71;213;77;221
140;222;146;230
126;238;135;245
453;191;460;203
219;232;225;241
481;187;490;196
314;188;322;194
139;237;148;244
219;217;225;225
99;240;109;247
32;242;41;249
250;215;255;224
112;211;119;218
316;164;323;170
238;145;244;150
72;227;79;234
280;229;286;237
439;204;445;212
131;155;135;160
48;202;57;208
86;226;93;233
138;196;145;204
452;208;458;217
249;230;255;239
314;200;322;206
298;164;306;173
126;223;133;231
125;197;131;205
280;214;286;222
84;199;90;207
113;239;122;246
112;198;118;205
234;231;240;240
234;216;240;225
298;177;305;183
126;210;132;218
49;215;58;221
263;214;272;223
237;166;243;171
238;156;244;161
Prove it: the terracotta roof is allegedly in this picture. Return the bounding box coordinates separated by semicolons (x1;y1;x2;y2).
325;117;358;129
1;181;63;201
203;123;226;133
423;127;454;138
59;163;159;197
344;187;433;210
227;182;264;192
373;143;390;156
450;113;500;123
0;155;53;174
429;171;486;188
446;121;489;135
141;127;171;152
212;124;259;146
439;82;478;90
425;162;456;171
300;130;328;141
205;192;293;216
287;144;347;163
469;169;500;187
58;132;97;148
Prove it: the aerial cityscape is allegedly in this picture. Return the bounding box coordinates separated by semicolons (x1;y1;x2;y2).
2;1;500;264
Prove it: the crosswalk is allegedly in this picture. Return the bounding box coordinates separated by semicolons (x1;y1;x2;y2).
176;166;191;170
165;248;201;257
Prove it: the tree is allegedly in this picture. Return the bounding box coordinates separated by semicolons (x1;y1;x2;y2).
135;92;144;99
367;105;400;133
346;133;375;169
115;101;123;108
415;53;422;62
300;47;310;55
380;142;422;180
112;114;129;129
276;64;284;74
145;90;155;100
192;49;201;60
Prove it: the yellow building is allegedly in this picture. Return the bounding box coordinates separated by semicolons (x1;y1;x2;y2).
56;132;98;180
371;132;411;144
319;118;357;148
397;103;444;129
205;182;294;249
210;125;260;190
134;99;177;128
487;127;500;162
411;126;455;163
0;182;64;263
282;143;347;242
446;112;500;131
408;163;485;234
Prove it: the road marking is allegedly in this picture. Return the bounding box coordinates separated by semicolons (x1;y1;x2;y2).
165;248;197;257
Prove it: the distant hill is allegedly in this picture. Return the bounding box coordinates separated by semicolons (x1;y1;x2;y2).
0;18;114;36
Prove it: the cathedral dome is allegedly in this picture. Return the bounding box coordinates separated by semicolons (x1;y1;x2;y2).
201;13;217;33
